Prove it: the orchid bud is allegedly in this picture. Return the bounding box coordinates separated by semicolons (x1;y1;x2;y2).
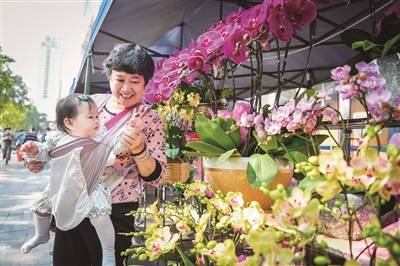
314;256;331;266
261;40;271;51
138;254;148;261
308;156;319;165
242;33;251;43
206;240;217;249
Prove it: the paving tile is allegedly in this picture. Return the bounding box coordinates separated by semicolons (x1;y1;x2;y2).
1;156;53;265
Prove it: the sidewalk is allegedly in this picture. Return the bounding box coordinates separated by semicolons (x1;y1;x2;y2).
0;153;53;266
0;154;165;266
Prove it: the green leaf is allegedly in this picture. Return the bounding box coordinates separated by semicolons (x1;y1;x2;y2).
382;33;400;56
227;126;241;148
185;141;226;155
177;247;196;266
341;29;373;48
214;117;228;130
298;176;325;193
217;149;237;165
195;115;222;148
195;115;237;151
247;154;278;188
352;40;378;51
282;151;308;163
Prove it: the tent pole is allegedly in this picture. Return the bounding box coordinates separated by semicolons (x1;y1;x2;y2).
84;51;92;95
219;0;223;20
180;22;184;50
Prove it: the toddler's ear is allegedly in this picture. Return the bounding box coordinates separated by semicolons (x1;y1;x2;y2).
63;118;74;131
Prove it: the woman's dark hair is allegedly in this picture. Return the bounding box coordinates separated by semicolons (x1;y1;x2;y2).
102;43;155;85
56;94;97;133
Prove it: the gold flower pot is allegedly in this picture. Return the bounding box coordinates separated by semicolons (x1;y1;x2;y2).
161;159;190;184
204;157;293;209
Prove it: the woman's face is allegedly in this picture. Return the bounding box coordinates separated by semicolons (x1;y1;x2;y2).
109;70;146;108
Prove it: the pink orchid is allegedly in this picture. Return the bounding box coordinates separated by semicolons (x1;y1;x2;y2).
187;47;207;71
330;65;351;81
296;96;314;112
366;87;391;106
284;0;317;28
355;61;380;74
224;7;245;24
197;31;224;54
214;23;236;41
322;107;339;125
303;115;317;133
217;110;233;120
238;113;255;128
336;83;360;100
223;26;250;64
144;81;173;104
162;56;180;71
254;113;265;128
232;101;252;121
265;118;282;135
359;74;386;92
241;4;267;37
267;5;294;42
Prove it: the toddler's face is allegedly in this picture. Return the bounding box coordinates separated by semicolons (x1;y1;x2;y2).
68;102;99;137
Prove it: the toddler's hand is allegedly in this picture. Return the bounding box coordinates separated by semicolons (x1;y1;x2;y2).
21;141;39;158
126;105;150;128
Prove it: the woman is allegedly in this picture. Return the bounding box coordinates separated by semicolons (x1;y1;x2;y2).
26;43;166;266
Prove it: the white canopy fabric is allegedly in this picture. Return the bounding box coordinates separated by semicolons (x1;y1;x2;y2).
73;0;396;98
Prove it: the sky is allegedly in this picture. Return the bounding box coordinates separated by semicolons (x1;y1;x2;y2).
1;0;101;107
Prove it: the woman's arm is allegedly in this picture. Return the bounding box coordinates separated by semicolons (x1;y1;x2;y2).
120;110;166;182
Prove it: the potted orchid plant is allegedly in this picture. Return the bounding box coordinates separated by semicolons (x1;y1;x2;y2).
184;91;330;209
156;87;201;184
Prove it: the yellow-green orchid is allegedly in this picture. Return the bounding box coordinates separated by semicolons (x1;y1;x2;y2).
144;227;179;261
194;213;210;243
207;239;237;266
226;192;245;209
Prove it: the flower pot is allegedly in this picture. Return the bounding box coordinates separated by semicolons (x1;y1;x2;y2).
161;159;190;184
204;157;293;209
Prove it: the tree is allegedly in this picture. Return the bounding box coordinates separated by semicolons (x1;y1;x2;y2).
22;105;41;130
0;102;26;129
0;48;40;129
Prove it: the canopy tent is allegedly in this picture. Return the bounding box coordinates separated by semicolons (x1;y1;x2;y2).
72;0;396;98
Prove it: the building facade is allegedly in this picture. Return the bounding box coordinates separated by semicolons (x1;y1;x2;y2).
34;36;63;121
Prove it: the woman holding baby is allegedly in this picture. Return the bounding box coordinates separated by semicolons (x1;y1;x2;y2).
24;43;166;266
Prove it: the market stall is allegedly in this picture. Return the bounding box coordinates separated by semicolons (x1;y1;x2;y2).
73;0;400;265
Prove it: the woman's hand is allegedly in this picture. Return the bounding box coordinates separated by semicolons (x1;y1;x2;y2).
121;126;145;154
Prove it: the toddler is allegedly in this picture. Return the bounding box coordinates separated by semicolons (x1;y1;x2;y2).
21;94;116;266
